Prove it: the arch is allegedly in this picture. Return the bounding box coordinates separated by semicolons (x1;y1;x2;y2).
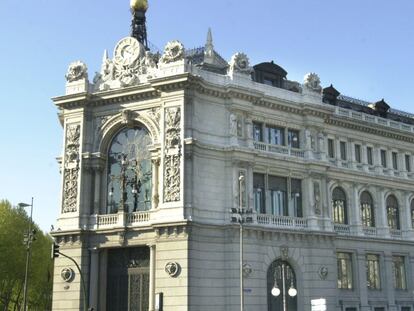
267;260;297;311
386;194;400;230
332;187;347;224
360;191;375;227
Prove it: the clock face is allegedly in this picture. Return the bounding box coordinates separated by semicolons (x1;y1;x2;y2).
114;37;144;66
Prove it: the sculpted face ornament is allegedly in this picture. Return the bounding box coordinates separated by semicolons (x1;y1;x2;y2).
61;268;75;283
165;262;181;277
318;266;328;280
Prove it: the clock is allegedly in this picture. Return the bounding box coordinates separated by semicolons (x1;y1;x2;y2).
113;37;144;66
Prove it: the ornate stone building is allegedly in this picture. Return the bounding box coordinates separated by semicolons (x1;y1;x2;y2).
51;2;414;311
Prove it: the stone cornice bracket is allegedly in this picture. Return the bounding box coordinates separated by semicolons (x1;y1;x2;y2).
121;109;137;127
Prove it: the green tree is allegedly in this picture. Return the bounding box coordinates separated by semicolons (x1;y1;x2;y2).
0;200;53;311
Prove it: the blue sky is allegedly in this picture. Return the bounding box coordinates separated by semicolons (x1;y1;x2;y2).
1;0;413;231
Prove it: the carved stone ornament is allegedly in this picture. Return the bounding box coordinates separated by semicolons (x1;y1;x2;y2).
164;107;182;202
159;40;185;64
93;37;159;91
243;263;253;278
165;262;181;277
61;268;75;283
318;266;328;280
280;246;289;260
313;181;321;215
228;52;252;75
62;124;81;213
65;61;88;82
304;72;322;93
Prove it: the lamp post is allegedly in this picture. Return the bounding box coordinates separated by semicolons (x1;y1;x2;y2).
18;197;34;311
230;175;253;311
271;263;297;311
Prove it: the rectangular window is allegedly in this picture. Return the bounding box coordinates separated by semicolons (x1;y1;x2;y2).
337;252;353;289
291;178;302;217
381;150;387;167
269;175;287;216
253;173;265;214
355;144;361;163
340;141;347;160
401;307;411;311
253;122;263;142
405;155;411;172
328;139;335;158
266;126;285;145
392;152;398;170
345;308;357;311
367;147;373;165
392;256;406;290
288;129;300;148
374;308;385;311
366;254;381;290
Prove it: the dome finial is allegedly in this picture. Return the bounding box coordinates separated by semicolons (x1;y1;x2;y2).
130;0;148;11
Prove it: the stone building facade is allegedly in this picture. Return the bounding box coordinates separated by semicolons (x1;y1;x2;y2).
51;14;414;311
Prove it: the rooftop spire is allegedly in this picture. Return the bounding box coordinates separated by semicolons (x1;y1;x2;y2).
204;28;214;62
130;0;149;50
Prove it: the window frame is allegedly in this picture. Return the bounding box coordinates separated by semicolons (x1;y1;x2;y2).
340;141;347;161
360;191;375;227
355;144;361;163
380;149;387;167
366;254;381;290
367;146;373;166
332;187;348;224
392;255;407;290
392;152;398;170
337;252;353;290
386;195;400;230
328;138;335;158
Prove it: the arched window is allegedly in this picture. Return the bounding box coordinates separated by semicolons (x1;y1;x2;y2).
411;199;414;229
361;191;374;227
107;127;152;214
267;260;297;311
386;195;400;230
332;187;347;224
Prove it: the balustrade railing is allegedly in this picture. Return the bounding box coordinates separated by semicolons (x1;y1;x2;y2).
334;224;351;235
97;214;118;226
257;214;307;229
253;142;305;158
127;211;151;224
390;229;402;238
363;226;377;236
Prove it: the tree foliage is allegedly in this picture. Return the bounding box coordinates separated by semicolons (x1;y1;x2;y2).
0;200;53;311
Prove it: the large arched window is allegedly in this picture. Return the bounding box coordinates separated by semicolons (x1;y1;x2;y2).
107;127;152;214
332;187;347;224
267;260;297;311
360;191;374;227
386;195;400;230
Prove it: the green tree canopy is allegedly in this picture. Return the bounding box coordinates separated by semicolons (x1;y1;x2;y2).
0;200;53;311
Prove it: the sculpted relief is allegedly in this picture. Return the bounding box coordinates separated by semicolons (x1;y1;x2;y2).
62;124;81;213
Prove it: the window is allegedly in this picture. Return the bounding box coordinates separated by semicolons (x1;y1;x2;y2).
381;150;387;167
374;308;385;311
355;144;361;163
328;139;335;158
332;187;347;224
253;173;265;213
340;141;347;160
411;200;414;229
367;147;373;165
107;127;152;214
361;191;374;227
269;176;287;216
392;152;398;170
366;254;381;290
266;126;285;145
392;256;406;290
288;129;300;148
291;179;302;217
253;122;263;142
386;195;400;230
337;252;353;289
345;308;357;311
401;307;411;311
406;155;411;172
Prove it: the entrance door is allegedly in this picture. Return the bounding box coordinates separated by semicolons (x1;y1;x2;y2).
106;247;150;311
267;260;297;311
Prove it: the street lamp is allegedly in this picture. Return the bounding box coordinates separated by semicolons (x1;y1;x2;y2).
18;197;34;311
230;175;253;311
271;263;297;311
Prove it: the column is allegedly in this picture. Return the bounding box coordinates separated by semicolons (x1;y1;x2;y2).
335;138;341;166
151;159;160;209
384;253;397;311
93;168;102;214
402;192;414;239
351;184;362;235
149;244;156;311
348;139;355;169
398;152;407;178
361;143;369;172
89;248;100;310
356;251;370;311
376;187;388;237
317;132;326;161
374;145;382;174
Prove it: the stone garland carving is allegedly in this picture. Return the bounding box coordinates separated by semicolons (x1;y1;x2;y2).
314;181;321;215
159;40;185;64
146;107;161;129
65;61;88;82
62;124;81;213
228;52;253;75
303;72;322;93
164;107;182;202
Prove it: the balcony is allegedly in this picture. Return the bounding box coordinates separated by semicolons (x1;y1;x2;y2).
257;214;308;229
390;229;402;239
96;211;151;229
363;226;378;236
253;141;305;158
334;224;351;235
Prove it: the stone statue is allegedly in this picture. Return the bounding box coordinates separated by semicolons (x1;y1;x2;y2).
160;40;185;64
228;52;252;75
304;72;322;93
65;61;88;82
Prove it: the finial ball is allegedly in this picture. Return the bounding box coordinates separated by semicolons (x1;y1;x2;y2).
130;0;148;11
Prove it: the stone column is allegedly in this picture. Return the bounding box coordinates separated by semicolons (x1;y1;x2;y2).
398;152;407;178
356;251;370;311
89;248;100;310
149;244;156;311
376;187;388;237
402;192;414;239
151;159;160;209
93;168;102;214
351;184;362;235
245;118;253;148
317;132;326;161
374;145;382;174
384;253;397;311
361;143;369;172
99;249;108;311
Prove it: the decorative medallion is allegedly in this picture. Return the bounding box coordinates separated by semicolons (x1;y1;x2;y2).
62;124;81;213
163;107;181;202
228;52;252;75
242;263;253;278
61;268;75;283
304;73;322;93
165;262;181;277
318;266;328;280
65;61;88;82
159;41;185;64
